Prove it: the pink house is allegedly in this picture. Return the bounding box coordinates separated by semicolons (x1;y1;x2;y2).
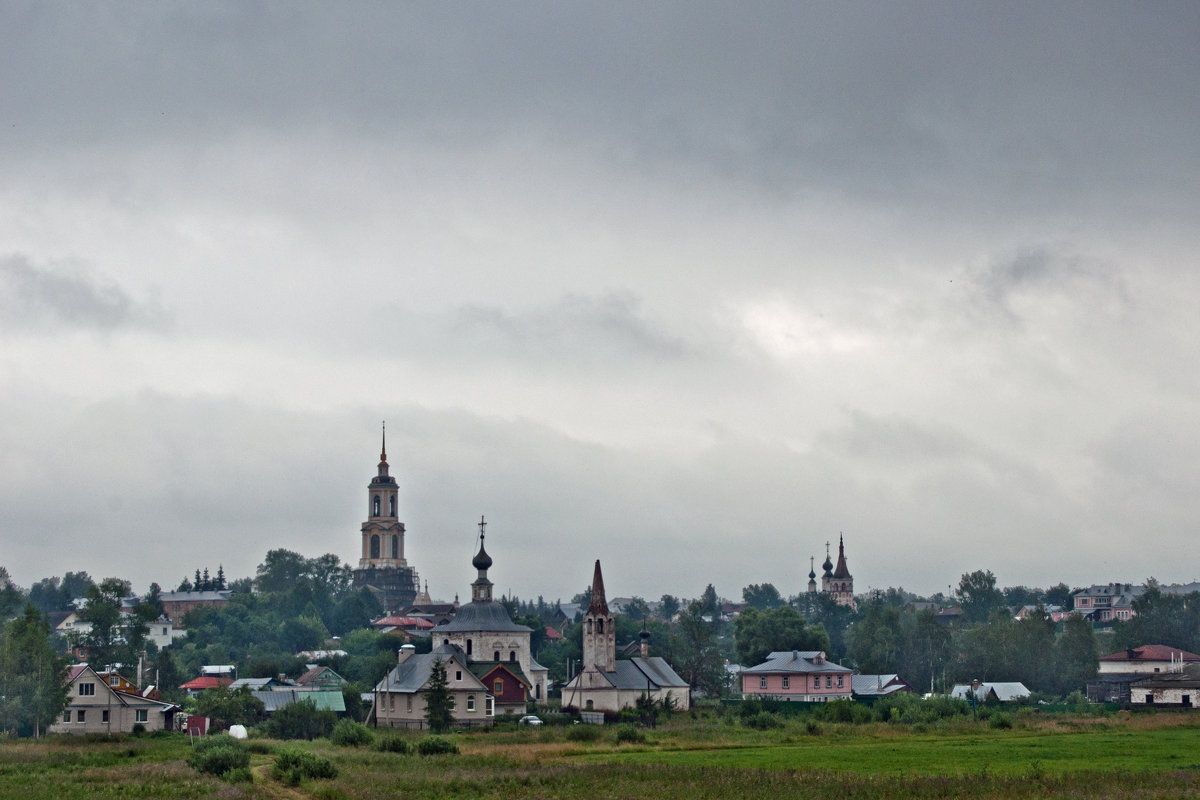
741;650;853;702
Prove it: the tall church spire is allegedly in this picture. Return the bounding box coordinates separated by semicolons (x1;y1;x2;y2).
582;560;615;672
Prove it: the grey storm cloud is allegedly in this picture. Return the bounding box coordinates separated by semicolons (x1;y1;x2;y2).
446;292;696;365
0;254;170;333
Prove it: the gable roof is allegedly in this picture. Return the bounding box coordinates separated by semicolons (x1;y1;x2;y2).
950;682;1030;702
180;676;233;691
296;666;346;686
742;651;851;675
468;661;532;689
851;674;911;697
374;644;487;694
1100;645;1200;663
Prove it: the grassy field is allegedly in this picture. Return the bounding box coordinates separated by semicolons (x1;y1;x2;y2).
1;711;1198;799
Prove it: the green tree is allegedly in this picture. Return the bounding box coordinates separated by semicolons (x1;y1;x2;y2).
255;549;309;594
0;567;23;618
847;603;902;672
671;601;729;696
697;584;720;618
194;685;267;730
1044;582;1073;609
742;583;784;610
424;659;454;733
1111;588;1200;654
957;570;1006;624
735;606;830;666
1054;614;1098;694
262;698;335;740
0;605;69;736
658;594;680;620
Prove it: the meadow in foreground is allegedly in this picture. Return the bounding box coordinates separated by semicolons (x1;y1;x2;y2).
1;709;1197;800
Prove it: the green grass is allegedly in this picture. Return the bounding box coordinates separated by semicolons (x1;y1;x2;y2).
581;726;1200;776
1;713;1198;799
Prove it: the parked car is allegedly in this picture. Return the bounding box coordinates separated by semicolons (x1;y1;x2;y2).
518;715;543;726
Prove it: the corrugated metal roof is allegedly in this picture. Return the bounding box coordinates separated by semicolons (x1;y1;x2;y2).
251;689;345;713
433;601;531;633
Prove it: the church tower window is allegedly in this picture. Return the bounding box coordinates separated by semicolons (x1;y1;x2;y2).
466;639;473;656
370;535;380;559
391;535;399;559
389;496;396;516
373;496;380;516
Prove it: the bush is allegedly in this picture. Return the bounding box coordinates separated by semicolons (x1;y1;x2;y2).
989;713;1013;730
186;734;250;778
261;699;337;740
329;719;373;747
131;723;146;736
566;724;602;742
374;735;410;754
614;724;646;745
271;748;338;784
416;736;459;756
804;719;822;736
742;711;781;730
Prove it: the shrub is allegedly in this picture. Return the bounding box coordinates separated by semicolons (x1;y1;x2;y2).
261;699;337;740
989;713;1013;730
329;719;374;747
804;719;822;736
742;711;781;730
416;736;459;756
271;748;338;784
614;724;646;744
375;735;410;754
566;724;602;742
186;734;250;778
131;723;146;736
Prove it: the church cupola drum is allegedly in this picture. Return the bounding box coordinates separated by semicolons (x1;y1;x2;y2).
352;424;420;612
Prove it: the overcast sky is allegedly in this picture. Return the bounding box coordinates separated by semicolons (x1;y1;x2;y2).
2;3;1198;605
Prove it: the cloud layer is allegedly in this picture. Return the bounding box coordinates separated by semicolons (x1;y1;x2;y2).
1;3;1198;601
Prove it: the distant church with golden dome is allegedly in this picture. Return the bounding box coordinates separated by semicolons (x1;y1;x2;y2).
351;427;420;612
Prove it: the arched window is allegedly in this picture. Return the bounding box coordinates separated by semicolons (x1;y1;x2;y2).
585;700;594;710
493;651;500;661
597;619;604;634
389;496;396;516
373;496;380;516
466;639;473;655
391;535;399;559
586;619;592;634
370;535;380;559
509;650;516;662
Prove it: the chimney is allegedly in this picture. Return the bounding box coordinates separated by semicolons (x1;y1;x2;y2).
971;678;981;691
397;644;416;664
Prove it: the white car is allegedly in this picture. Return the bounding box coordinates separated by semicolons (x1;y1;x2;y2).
518;715;543;726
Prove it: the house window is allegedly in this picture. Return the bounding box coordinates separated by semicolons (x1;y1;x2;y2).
782;676;790;689
837;676;843;688
77;710;86;723
467;696;476;712
406;696;412;712
494;679;504;694
62;711;71;724
455;670;462;681
78;682;95;696
389;695;395;710
102;710;110;723
135;709;148;724
486;696;495;716
108;676;120;686
825;676;832;688
759;677;767;689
